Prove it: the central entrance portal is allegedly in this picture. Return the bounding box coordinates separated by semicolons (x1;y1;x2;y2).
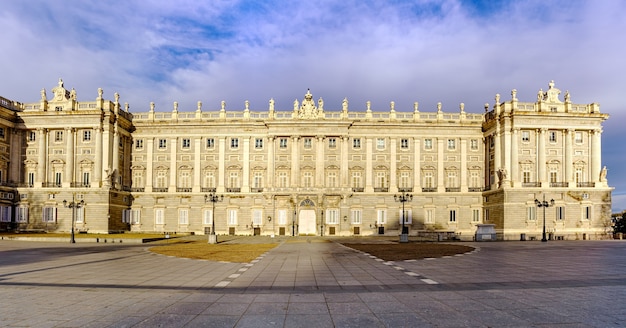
298;209;317;235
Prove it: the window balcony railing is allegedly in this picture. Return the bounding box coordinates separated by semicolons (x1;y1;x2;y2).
577;182;595;188
122;186;131;192
131;187;145;192
550;182;569;188
422;187;436;192
201;187;216;192
352;187;364;192
152;187;168;192
226;188;241;193
374;187;389;192
177;187;192;192
445;187;461;192
251;188;264;192
70;182;91;188
468;187;483;192
522;182;541;187
398;188;413;192
18;183;34;188
43;182;62;188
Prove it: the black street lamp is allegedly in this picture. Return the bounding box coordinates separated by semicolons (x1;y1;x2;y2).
63;195;84;244
535;195;555;242
394;192;413;243
204;192;223;244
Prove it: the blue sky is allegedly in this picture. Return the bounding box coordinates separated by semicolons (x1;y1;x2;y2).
2;0;625;211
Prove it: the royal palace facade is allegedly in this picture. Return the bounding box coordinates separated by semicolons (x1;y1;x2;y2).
0;79;612;240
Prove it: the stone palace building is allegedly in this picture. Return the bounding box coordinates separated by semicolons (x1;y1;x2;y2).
0;79;612;240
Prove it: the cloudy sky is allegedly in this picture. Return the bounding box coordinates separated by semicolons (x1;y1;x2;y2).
2;0;625;210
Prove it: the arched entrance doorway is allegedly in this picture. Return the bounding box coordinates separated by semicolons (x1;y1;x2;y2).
298;199;317;235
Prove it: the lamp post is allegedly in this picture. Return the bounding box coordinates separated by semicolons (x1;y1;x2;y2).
63;195;84;244
534;195;555;242
205;192;223;244
394;192;413;243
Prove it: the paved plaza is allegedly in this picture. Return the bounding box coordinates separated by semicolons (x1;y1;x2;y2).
0;237;625;327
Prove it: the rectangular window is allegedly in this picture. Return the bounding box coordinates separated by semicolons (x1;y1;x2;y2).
425;209;434;224
352;172;362;189
230;138;239;149
449;210;457;222
303;172;313;188
253;172;263;188
556;206;565;220
181;138;191;149
203;209;213;225
377;209;387;224
376;138;385;150
399;172;410;189
83;130;91;142
351;209;362;224
228;209;238;225
155;208;164;225
135;139;144;149
229;172;239;188
523;171;531;183
255;138;263;149
472;209;480;222
550;169;558;183
327;172;337;188
279;138;287;149
75;207;85;223
278;210;287;225
522;131;530;142
447;139;456;150
328;138;336;148
575;132;583;144
304;138;312;149
252;209;263;226
399;209;412;224
400;138;409;149
424;172;434;188
470;139;479;150
484;208;489;221
55;172;62;186
353;138;361;149
549;131;557;143
278;172;288;188
42;207;56;223
55;131;63;142
0;206;11;222
17;207;29;223
326;209;339;224
206;138;215;148
527;207;536;220
83;172;90;186
424;138;433;150
28;172;35;186
178;209;189;225
584;206;591;220
158;139;167;149
28;131;36;142
376;172;386;188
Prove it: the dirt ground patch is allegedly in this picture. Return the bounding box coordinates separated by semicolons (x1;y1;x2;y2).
149;240;278;263
341;242;475;261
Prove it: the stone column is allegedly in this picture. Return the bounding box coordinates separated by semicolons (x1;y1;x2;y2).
64;128;74;187
193;137;201;192
390;138;397;193
591;129;602;183
503;127;511;184
217;137;226;192
538;128;546;185
315;136;324;187
460;138;467;192
365;138;373;192
291;136;299;188
37;128;47;187
511;128;519;187
242;137;250;192
169;137;177;192
437;138;444;192
102;124;111;183
267;137;274;188
341;136;349;188
93;127;102;187
565;129;573;185
112;126;120;188
494;129;501;187
9;130;21;184
145;137;153;192
413;138;421;191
